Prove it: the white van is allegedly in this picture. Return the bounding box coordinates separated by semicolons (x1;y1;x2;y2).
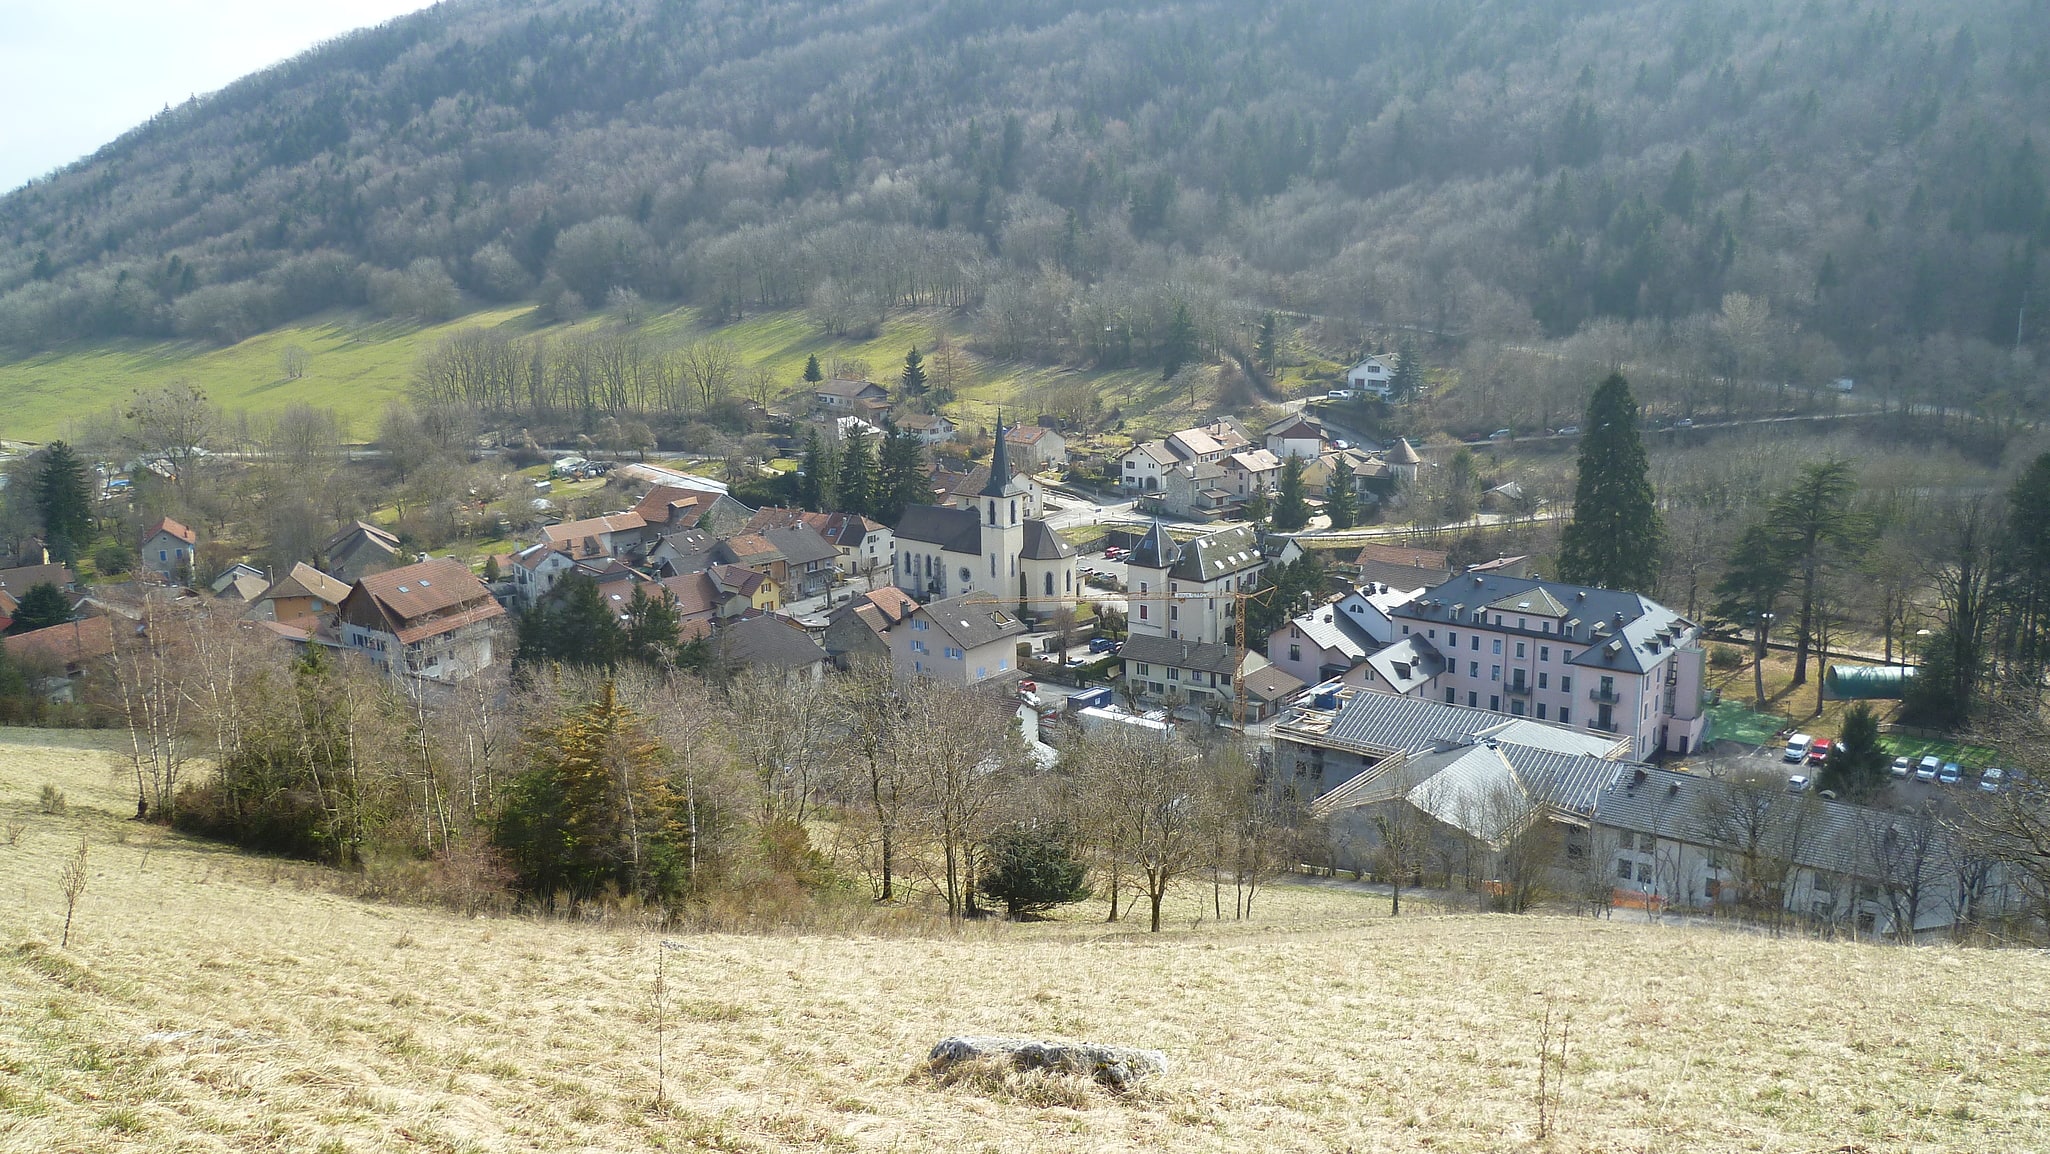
1782;733;1813;763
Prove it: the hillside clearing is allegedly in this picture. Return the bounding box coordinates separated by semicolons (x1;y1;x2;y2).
1;729;2042;1153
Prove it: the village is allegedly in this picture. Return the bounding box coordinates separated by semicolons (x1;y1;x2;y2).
0;343;2030;944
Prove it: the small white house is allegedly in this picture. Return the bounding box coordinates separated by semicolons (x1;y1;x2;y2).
1345;356;1396;397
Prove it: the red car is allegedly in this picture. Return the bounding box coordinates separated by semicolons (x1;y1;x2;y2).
1806;739;1832;766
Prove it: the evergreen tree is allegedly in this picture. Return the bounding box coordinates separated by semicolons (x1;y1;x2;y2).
623;585;684;667
1819;703;1889;801
1388;342;1422;397
1161;300;1197;380
6;583;73;634
1767;458;1865;685
35;441;94;563
796;426;838;512
1245;553;1327;635
1441;448;1479;524
802;353;823;383
837;427;877;518
1557;373;1662;592
1256;311;1278;373
900;346;927;395
978;824;1091;918
874;423;928;525
1241;488;1270;527
1709;521;1792;708
1995;451;2050;690
1271;455;1311;531
513;574;627;675
1326;457;1359;530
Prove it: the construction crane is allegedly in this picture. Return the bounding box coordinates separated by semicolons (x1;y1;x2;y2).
959;582;1275;729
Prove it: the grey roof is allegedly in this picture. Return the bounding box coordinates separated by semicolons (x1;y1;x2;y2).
1164;524;1264;583
1591;765;1932;879
1396;744;1623;844
914;595;1028;650
1363;635;1445;693
1019;520;1074;561
1239;662;1308;704
718;614;829;671
1299;688;1624;761
1285;602;1379;663
762;525;838;568
1393;573;1695;676
1121;633;1237;676
1128;521;1179;570
894;504;982;553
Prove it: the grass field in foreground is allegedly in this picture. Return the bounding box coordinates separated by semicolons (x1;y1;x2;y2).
3;728;2044;1153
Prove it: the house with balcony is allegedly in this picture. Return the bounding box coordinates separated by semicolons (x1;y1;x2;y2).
1375;574;1709;760
334;557;506;682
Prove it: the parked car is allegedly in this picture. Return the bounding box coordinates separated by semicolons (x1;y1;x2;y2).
1554;425;1579;436
1916;755;1941;782
1675;418;1694;429
1783;733;1814;763
1326;389;1355;400
1980;767;2006;793
1890;756;1912;778
1088;637;1119;654
1787;774;1811;793
1806;738;1833;766
1938;762;1962;786
1488;428;1513;441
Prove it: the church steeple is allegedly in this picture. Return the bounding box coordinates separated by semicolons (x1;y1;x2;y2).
982;411;1012;499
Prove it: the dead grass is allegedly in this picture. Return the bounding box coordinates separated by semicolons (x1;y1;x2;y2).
3;727;2046;1152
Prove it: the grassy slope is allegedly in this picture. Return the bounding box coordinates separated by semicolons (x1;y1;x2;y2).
0;304;1183;445
3;730;2042;1153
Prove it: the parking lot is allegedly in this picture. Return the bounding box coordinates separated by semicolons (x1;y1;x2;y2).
1709;737;2009;802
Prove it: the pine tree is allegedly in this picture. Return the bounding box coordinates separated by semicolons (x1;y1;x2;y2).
1995;451;2050;689
1326;457;1359;530
875;423;928;525
1256;311;1278;373
1767;459;1865;685
1557;373;1662;592
837;427;877;518
803;353;823;383
1389;342;1422;397
797;427;838;511
1271;455;1311;531
1161;300;1197;380
978;824;1090;919
900;346;927;396
1241;488;1271;527
1819;703;1889;801
35;441;94;563
6;583;73;634
624;586;684;667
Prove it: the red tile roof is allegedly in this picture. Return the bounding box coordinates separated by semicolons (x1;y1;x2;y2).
145;517;198;545
4;616;115;669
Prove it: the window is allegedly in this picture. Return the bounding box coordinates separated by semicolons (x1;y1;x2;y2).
1559;707;1571;725
1468;691;1478;707
1538;672;1548;689
1471;636;1480;651
1445;687;1456;703
1518;617;1527;630
1402;625;1410;635
1169;606;1179;620
1515;642;1526;658
976;667;987;679
1616;859;1633;880
1560;675;1573;693
912;619;928;631
1636;863;1652;883
1491;665;1501;681
959;567;971;584
1563;649;1574;662
946;647;963;660
1540;645;1550;662
1428;629;1436;640
1469;661;1480;677
1639;833;1657;852
1168;668;1181;681
1489;695;1500;711
1536;704;1547;720
1288;645;1301;662
1045;573;1055;595
1542;621;1552;633
1448;631;1457;647
1135;663;1150;676
1139;605;1149;620
1511;701;1525;716
1493;615;1502;625
1492;639;1502;655
910;640;927;654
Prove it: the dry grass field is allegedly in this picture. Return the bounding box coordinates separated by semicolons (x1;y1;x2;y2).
3;727;2046;1154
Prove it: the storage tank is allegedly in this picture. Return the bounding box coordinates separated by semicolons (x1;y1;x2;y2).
1824;664;1917;700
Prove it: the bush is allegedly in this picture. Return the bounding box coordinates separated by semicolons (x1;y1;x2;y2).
38;785;67;815
1709;644;1744;670
92;543;134;577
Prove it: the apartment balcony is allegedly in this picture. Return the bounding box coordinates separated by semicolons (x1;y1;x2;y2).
1589;686;1624;704
1504;680;1534;696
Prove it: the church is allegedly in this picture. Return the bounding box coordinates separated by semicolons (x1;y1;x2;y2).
891;421;1077;615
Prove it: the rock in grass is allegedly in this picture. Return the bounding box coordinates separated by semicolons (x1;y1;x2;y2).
927;1035;1168;1090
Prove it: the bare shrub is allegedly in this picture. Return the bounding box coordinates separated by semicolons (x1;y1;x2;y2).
38;785;67;815
60;840;89;947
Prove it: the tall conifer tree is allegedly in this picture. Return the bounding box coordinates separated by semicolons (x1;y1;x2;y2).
1558;373;1662;591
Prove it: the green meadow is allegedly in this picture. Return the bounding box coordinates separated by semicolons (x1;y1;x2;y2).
0;303;1191;444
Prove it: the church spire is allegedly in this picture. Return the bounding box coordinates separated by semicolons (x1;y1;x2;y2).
981;410;1012;498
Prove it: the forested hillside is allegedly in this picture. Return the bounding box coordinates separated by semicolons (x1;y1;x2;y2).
2;0;2047;414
